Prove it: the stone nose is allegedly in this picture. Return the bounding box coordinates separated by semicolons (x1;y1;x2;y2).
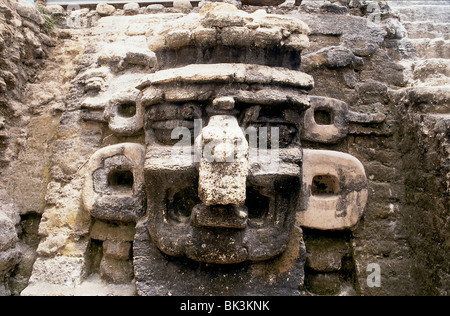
196;114;249;207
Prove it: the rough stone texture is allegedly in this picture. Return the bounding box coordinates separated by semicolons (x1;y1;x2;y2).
301;96;349;143
0;0;446;297
123;3;140;16
299;149;368;230
198;115;249;206
82;143;146;223
96;3;115;17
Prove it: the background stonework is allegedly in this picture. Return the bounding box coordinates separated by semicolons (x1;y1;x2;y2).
0;0;448;296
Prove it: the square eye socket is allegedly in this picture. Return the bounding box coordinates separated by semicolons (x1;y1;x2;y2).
314;108;334;125
238;104;299;148
145;103;202;145
108;169;134;191
117;102;137;118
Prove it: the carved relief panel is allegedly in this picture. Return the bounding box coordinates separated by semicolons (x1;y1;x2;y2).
79;3;368;295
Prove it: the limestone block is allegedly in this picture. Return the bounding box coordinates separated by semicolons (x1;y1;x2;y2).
0;190;21;228
306;272;341;295
0;247;21;282
166;30;192;49
104;89;143;136
302;46;363;71
137;63;314;90
36;235;68;257
173;0;193;9
283;33;310;50
305;237;349;272
200;3;250;28
96;3;116;17
145;4;164;13
90;220;136;242
82;143;146;223
103;240;131;260
123;3;140;16
220;27;250;47
0;212;17;252
99;257;134;284
25;256;86;288
46;5;65;16
301;96;349;144
16;1;45;26
192;27;217;47
97;44;156;72
298;149;368;230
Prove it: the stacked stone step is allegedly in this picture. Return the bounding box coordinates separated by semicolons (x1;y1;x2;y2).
389;0;449;180
389;0;450;93
387;1;450;295
389;0;450;59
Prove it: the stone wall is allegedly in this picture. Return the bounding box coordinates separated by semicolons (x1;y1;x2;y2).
0;0;448;296
0;0;58;295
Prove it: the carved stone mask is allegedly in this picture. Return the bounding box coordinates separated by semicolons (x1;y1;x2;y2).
138;64;313;264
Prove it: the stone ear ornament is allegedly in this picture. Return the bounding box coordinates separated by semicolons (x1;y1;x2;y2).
104;89;143;136
301;96;387;144
298;149;369;230
82;143;146;223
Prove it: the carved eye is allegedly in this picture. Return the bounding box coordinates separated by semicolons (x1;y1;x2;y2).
146;103;202;145
239;105;299;148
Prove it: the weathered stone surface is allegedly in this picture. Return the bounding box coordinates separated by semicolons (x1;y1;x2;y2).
46;5;65;16
302;46;363;71
146;2;309;54
24;256;86;289
173;0;193;9
97;43;157;72
96;3;116;17
301;96;349;143
198;115;249;206
82;143;146;223
134;222;307;295
306;273;341;295
90;220;136;242
99;257;133;284
1;0;446;298
123;3;140;16
145;4;164;13
138;63;314;89
104;88;143;136
103;240;131;260
305;237;349;272
16;1;44;25
0;248;21;284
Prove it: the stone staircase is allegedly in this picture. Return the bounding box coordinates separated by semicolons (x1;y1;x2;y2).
399;0;450;59
389;0;450;82
387;0;450;295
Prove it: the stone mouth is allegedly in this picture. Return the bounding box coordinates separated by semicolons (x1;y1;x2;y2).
154;176;298;264
192;204;248;229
